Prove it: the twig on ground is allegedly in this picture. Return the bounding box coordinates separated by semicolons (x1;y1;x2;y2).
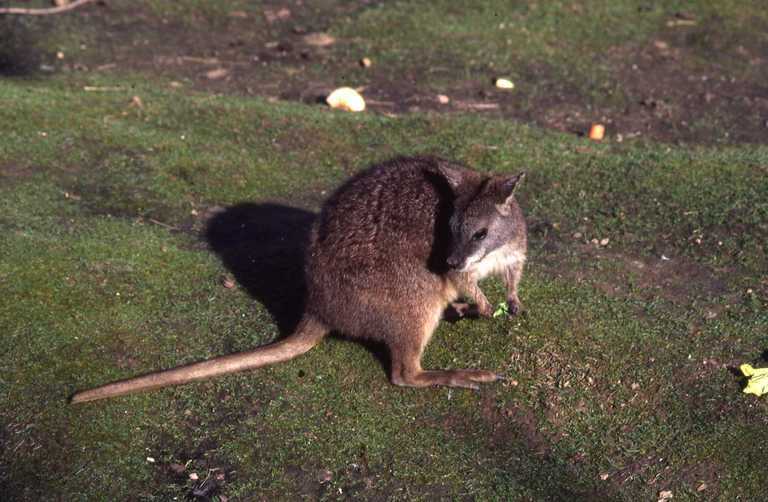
0;0;97;16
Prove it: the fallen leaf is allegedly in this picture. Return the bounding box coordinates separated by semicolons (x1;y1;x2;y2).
589;124;605;140
666;19;696;27
326;87;365;112
264;7;290;23
303;32;335;47
205;68;229;80
492;301;509;318
658;490;673;501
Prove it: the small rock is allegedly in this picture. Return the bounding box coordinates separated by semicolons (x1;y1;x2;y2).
318;469;333;483
658;490;673;501
146;457;156;463
221;275;236;289
56;51;65;60
600;237;610;246
600;473;609;480
495;78;515;89
437;94;450;104
697;483;707;492
189;472;199;481
360;57;372;68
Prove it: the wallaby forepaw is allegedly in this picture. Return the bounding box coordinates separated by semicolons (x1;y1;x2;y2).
506;296;523;316
477;301;493;318
446;302;492;320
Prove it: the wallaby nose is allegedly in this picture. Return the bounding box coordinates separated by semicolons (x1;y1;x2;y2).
446;254;461;269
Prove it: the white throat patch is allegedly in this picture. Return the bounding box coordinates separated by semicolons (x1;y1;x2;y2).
467;243;525;279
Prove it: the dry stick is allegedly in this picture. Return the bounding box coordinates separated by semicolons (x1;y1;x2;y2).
0;0;96;16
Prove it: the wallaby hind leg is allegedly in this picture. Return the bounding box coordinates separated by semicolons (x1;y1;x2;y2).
389;323;499;390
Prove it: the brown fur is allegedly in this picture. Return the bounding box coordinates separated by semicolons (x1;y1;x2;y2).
71;156;527;403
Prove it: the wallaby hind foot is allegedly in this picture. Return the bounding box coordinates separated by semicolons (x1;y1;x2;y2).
392;368;500;390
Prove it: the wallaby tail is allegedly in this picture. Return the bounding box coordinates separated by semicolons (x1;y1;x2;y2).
71;316;327;404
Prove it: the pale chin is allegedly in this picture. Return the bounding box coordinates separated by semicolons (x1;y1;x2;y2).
457;251;485;272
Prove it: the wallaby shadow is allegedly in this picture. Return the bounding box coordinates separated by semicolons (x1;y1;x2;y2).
0;18;49;77
204;202;391;375
205;203;315;336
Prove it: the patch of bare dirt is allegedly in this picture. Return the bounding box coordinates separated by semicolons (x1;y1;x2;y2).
475;393;611;500
0;162;37;184
534;233;730;307
676;461;722;498
31;3;767;145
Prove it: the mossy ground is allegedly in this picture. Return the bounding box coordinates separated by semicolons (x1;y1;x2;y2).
1;1;767;500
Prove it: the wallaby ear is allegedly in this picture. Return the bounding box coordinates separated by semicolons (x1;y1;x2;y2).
495;172;525;215
501;172;525;196
437;163;467;191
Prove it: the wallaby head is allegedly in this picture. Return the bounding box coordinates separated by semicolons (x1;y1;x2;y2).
439;165;526;273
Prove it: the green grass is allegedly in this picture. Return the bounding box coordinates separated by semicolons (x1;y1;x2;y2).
1;1;767;500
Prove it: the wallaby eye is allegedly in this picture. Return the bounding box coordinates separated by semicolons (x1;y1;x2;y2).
472;228;488;241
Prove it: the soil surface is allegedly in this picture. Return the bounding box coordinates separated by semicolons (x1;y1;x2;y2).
18;1;767;145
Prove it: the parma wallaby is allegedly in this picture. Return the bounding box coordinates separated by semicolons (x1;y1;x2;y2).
71;156;527;403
